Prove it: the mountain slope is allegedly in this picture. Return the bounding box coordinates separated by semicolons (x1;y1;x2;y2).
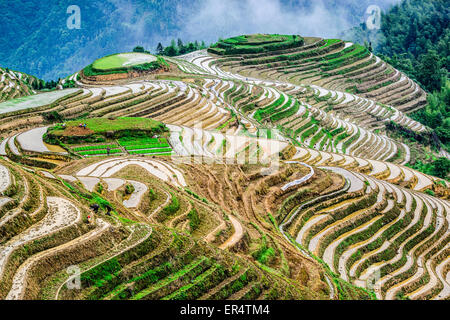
1;0;400;80
0;68;40;102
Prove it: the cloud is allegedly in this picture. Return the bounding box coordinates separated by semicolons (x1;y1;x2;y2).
178;0;400;43
180;0;349;42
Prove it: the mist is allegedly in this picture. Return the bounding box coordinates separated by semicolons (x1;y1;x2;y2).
175;0;401;44
0;0;403;80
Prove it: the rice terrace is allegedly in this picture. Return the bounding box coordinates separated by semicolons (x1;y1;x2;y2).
0;0;449;305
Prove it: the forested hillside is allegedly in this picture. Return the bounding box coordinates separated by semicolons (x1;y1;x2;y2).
342;0;449;159
378;0;449;157
378;0;449;92
0;0;188;80
0;0;399;80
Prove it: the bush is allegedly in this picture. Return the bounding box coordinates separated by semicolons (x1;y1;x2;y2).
149;189;157;201
161;193;180;217
187;206;200;231
125;184;135;195
96;183;104;194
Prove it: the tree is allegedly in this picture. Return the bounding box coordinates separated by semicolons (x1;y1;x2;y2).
187;42;195;52
376;0;449;93
417;50;445;92
133;46;145;53
158;38;206;57
156;42;164;55
177;38;187;55
431;157;450;179
412;79;450;150
163;39;178;56
164;44;177;57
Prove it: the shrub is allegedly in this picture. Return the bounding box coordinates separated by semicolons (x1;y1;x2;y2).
149;189;157;201
96;183;104;194
187;206;200;231
125;184;135;195
161;193;180;217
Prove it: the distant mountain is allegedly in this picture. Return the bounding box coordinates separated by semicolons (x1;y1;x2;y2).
0;0;399;80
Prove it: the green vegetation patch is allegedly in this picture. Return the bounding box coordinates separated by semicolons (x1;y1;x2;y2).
209;34;304;55
72;144;118;152
79;149;123;156
92;53;157;71
47;117;167;144
119;136;173;155
83;54;167;76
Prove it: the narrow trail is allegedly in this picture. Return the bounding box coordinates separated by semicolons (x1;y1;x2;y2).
168;199;192;229
149;189;171;222
219;215;243;250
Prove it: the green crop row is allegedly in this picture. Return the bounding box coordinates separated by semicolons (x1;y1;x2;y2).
270;100;300;122
119;137;168;147
209;35;304;55
79;149;122;156
301;125;319;142
72;144;118;152
128;148;172;155
240;39;341;66
254;94;286;122
309;129;326;148
125;143;170;150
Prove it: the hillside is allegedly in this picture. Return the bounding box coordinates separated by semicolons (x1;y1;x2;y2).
340;0;450;165
0;0;400;80
0;68;41;103
0;32;448;301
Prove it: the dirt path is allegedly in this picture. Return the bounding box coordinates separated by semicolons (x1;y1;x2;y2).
123;180;148;208
219;215;243;250
149;189;171;222
0;163;11;192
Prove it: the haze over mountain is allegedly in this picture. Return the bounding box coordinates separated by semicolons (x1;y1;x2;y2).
0;0;399;80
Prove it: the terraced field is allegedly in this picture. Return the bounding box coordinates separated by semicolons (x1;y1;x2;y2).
0;67;40;103
93;53;158;70
0;33;448;301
